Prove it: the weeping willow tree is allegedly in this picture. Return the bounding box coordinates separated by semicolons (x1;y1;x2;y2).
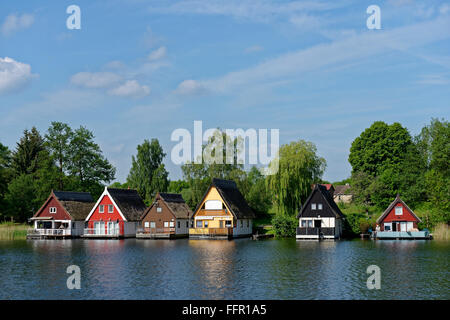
267;140;326;216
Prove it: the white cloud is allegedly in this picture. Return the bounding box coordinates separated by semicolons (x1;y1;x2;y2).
174;79;206;95
0;57;35;94
70;72;122;89
108;80;150;98
193;17;450;94
148;46;167;61
1;13;34;36
148;0;341;22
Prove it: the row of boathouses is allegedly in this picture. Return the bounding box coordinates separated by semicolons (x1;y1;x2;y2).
28;178;429;240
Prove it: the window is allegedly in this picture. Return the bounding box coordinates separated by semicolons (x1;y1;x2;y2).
247;220;249;228
196;220;203;228
157;207;162;213
307;220;313;228
49;207;57;214
186;221;189;228
144;222;149;228
164;222;169;228
311;203;316;210
177;221;180;228
169;221;174;228
384;223;392;231
395;206;403;215
150;222;156;228
301;220;307;227
108;205;114;213
204;221;209;228
225;220;232;227
72;223;75;229
99;205;104;213
240;220;243;227
205;200;222;210
318;204;323;210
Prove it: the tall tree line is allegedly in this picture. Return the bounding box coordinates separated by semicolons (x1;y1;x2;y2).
0;122;115;222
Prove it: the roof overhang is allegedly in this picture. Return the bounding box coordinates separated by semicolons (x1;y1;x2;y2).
30;217;54;220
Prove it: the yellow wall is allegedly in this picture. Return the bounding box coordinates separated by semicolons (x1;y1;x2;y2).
193;186;233;228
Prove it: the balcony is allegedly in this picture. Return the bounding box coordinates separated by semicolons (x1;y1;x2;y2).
136;227;175;235
296;227;335;237
27;228;71;238
195;209;229;217
83;228;120;237
189;227;233;238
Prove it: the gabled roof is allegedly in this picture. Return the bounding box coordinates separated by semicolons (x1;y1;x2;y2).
334;184;352;196
108;188;147;221
376;194;421;223
86;187;147;222
297;184;344;219
194;178;255;219
32;191;94;221
142;192;193;220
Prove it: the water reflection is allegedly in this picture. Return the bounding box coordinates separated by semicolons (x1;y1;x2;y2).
0;239;448;300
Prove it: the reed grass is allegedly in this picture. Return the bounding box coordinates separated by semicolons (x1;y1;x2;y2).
0;222;29;240
432;223;450;241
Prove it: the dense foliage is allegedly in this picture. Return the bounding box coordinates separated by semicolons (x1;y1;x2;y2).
0;123;115;222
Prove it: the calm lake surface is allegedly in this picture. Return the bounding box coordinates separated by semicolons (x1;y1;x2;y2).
0;239;448;300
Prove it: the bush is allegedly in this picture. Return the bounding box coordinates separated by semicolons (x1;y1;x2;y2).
271;214;297;238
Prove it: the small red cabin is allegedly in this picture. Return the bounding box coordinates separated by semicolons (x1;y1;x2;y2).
376;195;421;232
84;187;147;238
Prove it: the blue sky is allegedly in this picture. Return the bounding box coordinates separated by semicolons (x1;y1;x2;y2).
1;0;449;184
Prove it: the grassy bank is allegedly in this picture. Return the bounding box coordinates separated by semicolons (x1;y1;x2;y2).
432;223;450;240
0;222;28;240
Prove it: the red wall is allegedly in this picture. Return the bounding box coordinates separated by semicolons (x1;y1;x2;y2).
379;201;419;232
88;195;125;234
35;196;71;220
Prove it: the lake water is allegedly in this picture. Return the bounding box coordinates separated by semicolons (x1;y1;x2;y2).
0;239;448;300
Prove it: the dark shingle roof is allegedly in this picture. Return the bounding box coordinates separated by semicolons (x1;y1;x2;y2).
157;193;193;219
298;184;344;218
207;178;255;219
108;188;147;221
59;201;94;221
53;191;93;202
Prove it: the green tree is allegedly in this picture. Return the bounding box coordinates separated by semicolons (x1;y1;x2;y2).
168;180;189;193
11;127;45;176
45;122;73;189
68;126;115;196
5;174;36;222
0;142;13;219
267;140;326;216
127;139;169;204
349;121;412;177
245;166;272;215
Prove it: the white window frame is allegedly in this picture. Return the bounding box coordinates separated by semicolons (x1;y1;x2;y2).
318;203;323;210
164;221;169;228
99;205;104;213
395;206;403;215
144;222;149;228
150;222;156;228
157;207;162;213
49;207;57;214
311;203;317;210
169;221;175;228
108;204;114;213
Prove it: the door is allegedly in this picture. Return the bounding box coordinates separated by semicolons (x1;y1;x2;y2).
400;222;407;232
314;220;321;228
107;222;114;235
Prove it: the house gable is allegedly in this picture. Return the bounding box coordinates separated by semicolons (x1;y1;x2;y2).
298;185;344;219
377;196;421;224
33;193;72;221
85;188;127;222
193;186;234;219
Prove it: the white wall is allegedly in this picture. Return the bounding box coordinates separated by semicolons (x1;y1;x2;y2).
234;219;253;236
